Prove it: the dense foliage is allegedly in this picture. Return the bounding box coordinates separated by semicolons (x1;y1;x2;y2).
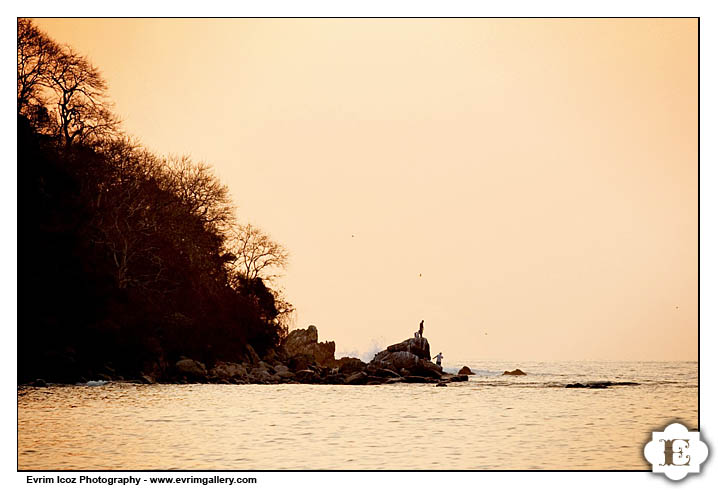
18;19;291;383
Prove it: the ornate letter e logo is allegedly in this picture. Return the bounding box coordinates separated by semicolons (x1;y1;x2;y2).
644;423;708;481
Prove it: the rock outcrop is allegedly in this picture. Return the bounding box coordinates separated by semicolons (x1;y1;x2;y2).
336;357;366;375
282;325;336;367
386;336;431;360
175;359;207;379
458;366;475;375
368;336;442;379
45;325;476;387
244;344;261;365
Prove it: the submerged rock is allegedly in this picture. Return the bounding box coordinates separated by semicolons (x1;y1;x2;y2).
502;369;526;376
566;381;640;389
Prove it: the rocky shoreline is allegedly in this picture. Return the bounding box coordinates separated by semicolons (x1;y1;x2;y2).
24;326;470;388
21;325;640;390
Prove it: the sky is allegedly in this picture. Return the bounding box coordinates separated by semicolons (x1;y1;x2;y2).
30;18;698;361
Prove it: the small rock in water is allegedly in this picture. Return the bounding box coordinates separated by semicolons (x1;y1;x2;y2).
502;369;526;376
458;366;475;375
565;381;640;389
435;382;447;387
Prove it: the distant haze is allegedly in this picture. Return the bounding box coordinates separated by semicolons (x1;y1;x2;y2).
32;19;697;361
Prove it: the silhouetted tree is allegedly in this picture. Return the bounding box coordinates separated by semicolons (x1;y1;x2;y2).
228;223;289;282
47;47;120;146
160;155;235;234
17;19;59;115
18;19;120;146
17;19;292;382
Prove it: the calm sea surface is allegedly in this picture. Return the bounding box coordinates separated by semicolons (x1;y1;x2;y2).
18;361;697;470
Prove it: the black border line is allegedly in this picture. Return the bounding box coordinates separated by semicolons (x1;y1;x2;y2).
16;15;701;474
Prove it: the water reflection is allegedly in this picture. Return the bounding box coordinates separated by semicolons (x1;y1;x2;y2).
18;361;697;470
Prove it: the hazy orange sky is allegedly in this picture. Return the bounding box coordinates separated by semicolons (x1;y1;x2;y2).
31;18;697;361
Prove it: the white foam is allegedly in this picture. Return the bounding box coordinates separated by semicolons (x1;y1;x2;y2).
85;380;109;387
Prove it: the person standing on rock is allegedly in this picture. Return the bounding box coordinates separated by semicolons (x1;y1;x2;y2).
419;320;424;338
432;352;443;366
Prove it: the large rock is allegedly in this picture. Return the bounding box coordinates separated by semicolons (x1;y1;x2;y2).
282;325;336;367
273;364;294;378
294;369;319;383
386;337;431;360
262;348;280;364
287;353;315;372
257;361;275;373
248;367;272;383
364;333;445;383
416;359;443;379
244;344;261;365
372;368;401;378
369;348;443;379
210;362;247;381
175;359;207;378
345;372;368;385
336;357;366;375
382;351;421;371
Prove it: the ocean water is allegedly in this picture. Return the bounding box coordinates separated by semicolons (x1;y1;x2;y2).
17;361;697;470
